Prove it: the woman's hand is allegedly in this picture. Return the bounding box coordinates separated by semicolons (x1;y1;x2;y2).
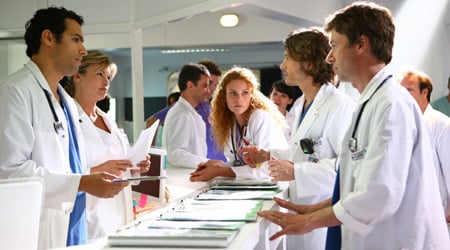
90;159;132;176
131;154;151;175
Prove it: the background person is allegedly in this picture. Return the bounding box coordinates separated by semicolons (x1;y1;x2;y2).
431;76;450;117
195;59;227;161
190;66;288;181
162;63;224;169
399;69;450;222
269;79;296;142
0;7;128;248
65;50;151;240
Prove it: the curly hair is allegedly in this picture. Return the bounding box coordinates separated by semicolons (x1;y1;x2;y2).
210;66;286;149
24;6;83;58
284;27;334;86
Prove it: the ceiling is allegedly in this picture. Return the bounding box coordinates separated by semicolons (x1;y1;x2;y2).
0;0;333;45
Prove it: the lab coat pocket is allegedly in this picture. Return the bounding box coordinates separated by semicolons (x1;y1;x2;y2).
34;130;69;173
351;149;366;179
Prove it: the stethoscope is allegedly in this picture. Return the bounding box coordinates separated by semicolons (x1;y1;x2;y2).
230;124;247;166
348;75;392;153
41;87;65;135
26;64;65;135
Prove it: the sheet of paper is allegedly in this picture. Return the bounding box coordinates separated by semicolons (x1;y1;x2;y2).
127;120;160;169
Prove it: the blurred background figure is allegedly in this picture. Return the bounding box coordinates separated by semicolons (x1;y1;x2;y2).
269;79;296;142
399;69;450;223
431;76;450;117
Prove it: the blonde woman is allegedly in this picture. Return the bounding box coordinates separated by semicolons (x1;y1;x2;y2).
66;50;150;240
190;66;288;181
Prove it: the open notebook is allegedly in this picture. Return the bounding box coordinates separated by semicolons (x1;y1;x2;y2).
0;177;44;249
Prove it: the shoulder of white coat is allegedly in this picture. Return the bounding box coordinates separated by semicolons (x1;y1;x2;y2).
248;109;273;124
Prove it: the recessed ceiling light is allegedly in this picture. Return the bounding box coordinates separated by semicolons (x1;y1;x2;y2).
220;14;239;28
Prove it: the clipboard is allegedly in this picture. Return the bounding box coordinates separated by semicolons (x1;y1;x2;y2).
112;176;167;182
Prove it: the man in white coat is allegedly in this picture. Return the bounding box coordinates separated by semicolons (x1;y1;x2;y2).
240;28;355;250
399;69;450;220
0;7;128;249
162;63;224;169
257;2;450;249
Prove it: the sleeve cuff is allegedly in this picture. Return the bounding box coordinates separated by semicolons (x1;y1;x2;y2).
333;200;373;235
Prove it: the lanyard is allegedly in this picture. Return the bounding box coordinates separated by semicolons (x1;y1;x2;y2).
230;124;247;166
349;75;392;152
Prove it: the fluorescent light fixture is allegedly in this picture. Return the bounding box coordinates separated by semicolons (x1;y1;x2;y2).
160;48;229;54
220;14;239;28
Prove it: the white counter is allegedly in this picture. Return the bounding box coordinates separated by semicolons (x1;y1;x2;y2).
53;167;288;250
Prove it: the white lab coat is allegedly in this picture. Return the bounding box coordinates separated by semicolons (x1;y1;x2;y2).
335;69;450;249
0;61;84;249
223;109;288;179
77;105;134;240
284;110;295;143
424;105;450;216
272;83;355;250
162;97;209;168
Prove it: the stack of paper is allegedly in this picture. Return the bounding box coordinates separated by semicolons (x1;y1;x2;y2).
196;189;279;200
108;199;253;248
209;178;279;190
109;228;238;248
160;199;263;222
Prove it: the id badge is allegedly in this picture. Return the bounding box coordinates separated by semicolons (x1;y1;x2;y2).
308;154;319;163
351;150;365;161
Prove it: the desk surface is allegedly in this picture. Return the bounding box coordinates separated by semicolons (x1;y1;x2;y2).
52;167;288;250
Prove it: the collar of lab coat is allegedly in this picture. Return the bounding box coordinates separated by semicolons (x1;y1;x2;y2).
294;83;335;137
25;60;52;94
357;68;390;106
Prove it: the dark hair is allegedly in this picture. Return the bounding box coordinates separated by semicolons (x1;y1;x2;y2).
24;6;84;58
324;1;395;64
167;92;181;106
177;63;210;92
270;80;297;110
96;94;111;113
284;27;334;86
198;59;222;76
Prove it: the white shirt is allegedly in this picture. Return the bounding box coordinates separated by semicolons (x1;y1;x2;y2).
334;69;450;249
162;97;208;168
0;61;83;249
77;105;134;240
424;104;450;216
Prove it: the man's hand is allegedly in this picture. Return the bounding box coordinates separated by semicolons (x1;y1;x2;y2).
238;146;270;167
268;158;295;181
79;172;129;198
258;197;338;240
